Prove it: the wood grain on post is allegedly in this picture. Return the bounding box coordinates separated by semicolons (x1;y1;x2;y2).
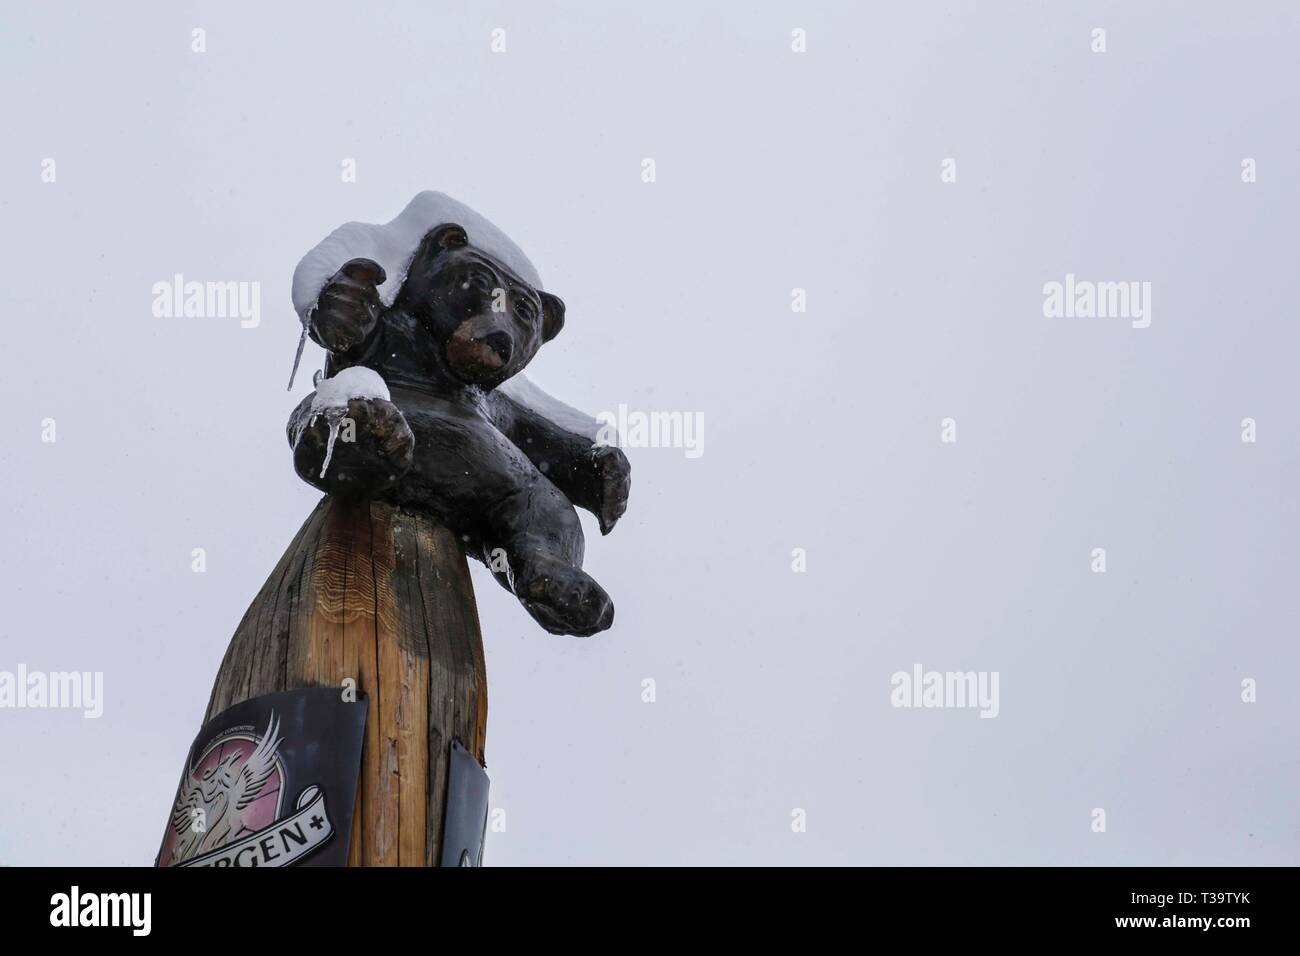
205;495;487;866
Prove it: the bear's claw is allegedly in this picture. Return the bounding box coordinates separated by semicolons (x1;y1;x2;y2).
593;445;631;535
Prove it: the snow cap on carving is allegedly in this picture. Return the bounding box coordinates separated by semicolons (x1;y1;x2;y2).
291;191;544;324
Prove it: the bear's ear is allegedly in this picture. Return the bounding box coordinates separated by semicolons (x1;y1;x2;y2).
421;222;469;254
540;292;565;342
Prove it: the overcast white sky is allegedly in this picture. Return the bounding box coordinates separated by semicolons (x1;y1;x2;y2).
1;0;1297;865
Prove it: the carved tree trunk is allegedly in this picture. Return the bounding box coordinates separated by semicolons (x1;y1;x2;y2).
205;495;487;866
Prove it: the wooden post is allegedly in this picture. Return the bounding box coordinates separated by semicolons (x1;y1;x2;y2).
204;494;487;866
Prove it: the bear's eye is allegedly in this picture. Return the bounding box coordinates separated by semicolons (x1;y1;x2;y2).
456;268;495;294
513;295;538;322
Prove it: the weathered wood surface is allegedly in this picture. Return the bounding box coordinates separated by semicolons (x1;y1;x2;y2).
205;495;487;866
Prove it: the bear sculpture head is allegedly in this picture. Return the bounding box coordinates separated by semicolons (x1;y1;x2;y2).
393;222;565;389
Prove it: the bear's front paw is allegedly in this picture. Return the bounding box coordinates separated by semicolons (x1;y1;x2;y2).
592;445;631;535
515;555;615;637
290;396;414;496
309;258;387;353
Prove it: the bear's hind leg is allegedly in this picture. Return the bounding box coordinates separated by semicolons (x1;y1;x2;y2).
486;488;614;637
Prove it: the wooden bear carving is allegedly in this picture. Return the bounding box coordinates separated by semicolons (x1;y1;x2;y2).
287;193;630;636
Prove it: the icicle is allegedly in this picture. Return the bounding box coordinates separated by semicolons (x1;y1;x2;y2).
287;313;311;391
318;407;347;479
290;412;314;453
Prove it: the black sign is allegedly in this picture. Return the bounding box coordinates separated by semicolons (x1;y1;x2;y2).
157;688;367;867
441;740;491;866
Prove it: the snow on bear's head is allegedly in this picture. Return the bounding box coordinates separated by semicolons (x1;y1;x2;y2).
291;191;545;324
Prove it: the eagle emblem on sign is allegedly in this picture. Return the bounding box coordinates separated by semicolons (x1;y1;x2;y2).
159;712;289;868
163;712;286;865
158;689;366;868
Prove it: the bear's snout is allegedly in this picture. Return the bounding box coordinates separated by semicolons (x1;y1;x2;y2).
481;331;513;364
446;320;514;384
